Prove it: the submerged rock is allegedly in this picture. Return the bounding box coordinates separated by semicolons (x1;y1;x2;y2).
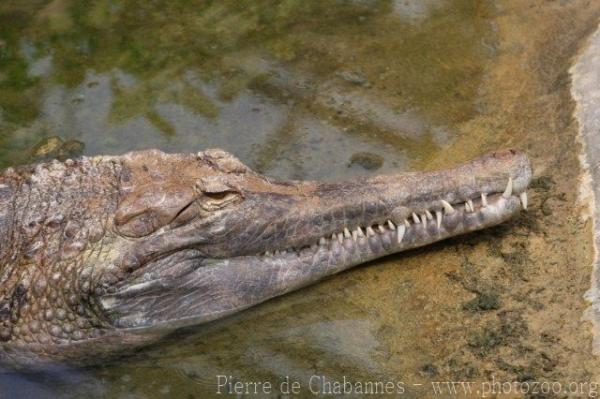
347;152;384;171
31;136;63;158
31;136;84;162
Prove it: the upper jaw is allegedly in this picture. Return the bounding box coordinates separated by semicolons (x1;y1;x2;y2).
258;180;527;261
251;149;532;258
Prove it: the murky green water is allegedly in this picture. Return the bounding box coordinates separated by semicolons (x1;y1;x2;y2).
2;0;598;397
0;0;494;178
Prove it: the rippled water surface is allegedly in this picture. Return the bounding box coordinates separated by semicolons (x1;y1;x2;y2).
1;0;600;397
0;0;496;176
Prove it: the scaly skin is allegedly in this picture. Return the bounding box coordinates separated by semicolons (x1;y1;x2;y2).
0;148;531;368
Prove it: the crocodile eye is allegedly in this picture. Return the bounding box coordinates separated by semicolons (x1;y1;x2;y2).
201;191;241;211
195;175;242;211
204;192;229;201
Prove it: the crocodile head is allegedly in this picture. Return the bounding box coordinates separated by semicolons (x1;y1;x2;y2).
0;148;531;366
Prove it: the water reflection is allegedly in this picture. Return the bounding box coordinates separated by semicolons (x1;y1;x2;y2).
0;0;493;174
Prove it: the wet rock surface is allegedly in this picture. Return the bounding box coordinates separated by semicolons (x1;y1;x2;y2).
572;23;600;355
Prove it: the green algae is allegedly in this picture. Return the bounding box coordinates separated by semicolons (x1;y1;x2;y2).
0;0;494;171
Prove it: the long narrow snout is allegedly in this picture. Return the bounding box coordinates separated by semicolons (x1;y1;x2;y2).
311;148;532;253
245;148;532;256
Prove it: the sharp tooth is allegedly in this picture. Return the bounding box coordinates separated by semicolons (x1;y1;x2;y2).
520;192;528;210
331;233;337;242
378;225;386;234
352;230;358;241
466;201;474;212
265;251;272;257
337;233;344;243
357;227;365;237
502;177;513;198
441;200;455;214
366;226;376;236
274;250;280;256
344;228;351;238
404;219;410;227
319;238;327;246
467;199;474;212
481;193;488;207
436;210;442;229
425;210;433;220
412;213;420;223
420;214;427;225
387;220;396;230
397;224;406;243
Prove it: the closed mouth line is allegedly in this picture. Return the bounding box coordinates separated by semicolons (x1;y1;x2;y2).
260;178;527;259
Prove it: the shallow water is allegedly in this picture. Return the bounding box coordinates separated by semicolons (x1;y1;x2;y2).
1;0;600;397
0;0;495;176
